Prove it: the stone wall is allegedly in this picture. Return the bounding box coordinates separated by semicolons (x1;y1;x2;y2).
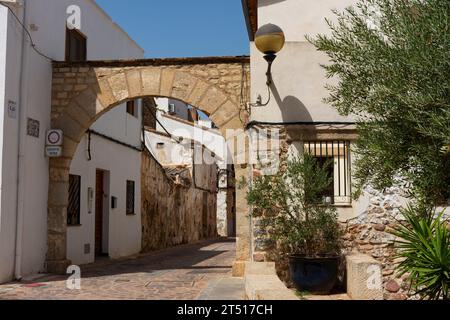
341;185;409;300
141;149;218;252
247;124;446;300
51;58;250;130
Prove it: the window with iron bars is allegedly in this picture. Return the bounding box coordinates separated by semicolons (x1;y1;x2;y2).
126;180;135;215
304;141;352;205
68;174;81;225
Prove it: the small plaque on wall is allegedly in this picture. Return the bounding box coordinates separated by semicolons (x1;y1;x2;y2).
8;100;17;119
45;146;62;157
27;118;40;138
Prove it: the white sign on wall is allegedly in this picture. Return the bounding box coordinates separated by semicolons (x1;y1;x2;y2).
45;146;62;157
46;129;63;146
45;129;63;157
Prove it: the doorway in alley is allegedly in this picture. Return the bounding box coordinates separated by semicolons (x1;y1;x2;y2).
95;170;108;257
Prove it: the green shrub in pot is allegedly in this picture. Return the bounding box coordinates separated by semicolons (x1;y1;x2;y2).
247;153;343;293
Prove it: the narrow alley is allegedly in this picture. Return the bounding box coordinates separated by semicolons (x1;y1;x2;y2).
0;239;243;300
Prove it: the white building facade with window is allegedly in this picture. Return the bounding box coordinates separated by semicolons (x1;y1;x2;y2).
244;0;367;221
242;0;449;298
0;0;144;282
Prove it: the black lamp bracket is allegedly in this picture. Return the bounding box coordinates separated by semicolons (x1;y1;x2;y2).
263;53;276;86
249;53;276;108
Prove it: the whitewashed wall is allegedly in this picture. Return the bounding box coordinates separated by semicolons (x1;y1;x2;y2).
0;4;21;283
68;133;142;265
0;0;143;282
92;101;143;148
155;113;229;167
155;98;190;121
251;0;357;123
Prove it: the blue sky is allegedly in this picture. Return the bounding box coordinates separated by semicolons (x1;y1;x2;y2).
95;0;250;58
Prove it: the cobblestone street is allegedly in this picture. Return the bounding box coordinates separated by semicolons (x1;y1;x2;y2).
0;239;243;300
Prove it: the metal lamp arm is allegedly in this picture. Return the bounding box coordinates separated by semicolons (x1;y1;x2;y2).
250;53;276;108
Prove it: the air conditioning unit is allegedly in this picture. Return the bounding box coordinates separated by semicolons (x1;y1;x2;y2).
168;103;176;115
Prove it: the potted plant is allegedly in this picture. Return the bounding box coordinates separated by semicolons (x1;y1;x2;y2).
247;153;343;294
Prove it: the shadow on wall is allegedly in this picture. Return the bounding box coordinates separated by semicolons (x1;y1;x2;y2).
270;82;313;123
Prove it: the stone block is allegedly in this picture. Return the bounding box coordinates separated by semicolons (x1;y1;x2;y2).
48;181;69;207
47;207;68;234
96;78;115;107
346;254;383;300
126;70;142;98
244;262;298;300
74;87;98;114
198;86;228;115
221;114;246;132
64;102;91;129
210;100;239;127
187;79;209;106
171;71;197;102
235;233;250;261
108;72;129;101
232;260;246;277
159;68;176;97
49;167;69;183
245;261;276;275
141;68;161;96
61;136;79;159
53;114;85;144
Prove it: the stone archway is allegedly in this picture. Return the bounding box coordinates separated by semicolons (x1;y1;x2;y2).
48;57;251;274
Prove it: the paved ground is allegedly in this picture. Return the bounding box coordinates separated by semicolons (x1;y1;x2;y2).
0;238;244;300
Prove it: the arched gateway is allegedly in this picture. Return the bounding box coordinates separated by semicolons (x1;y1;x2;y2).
48;56;251;274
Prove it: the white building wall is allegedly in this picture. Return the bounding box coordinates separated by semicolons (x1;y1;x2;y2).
251;0;357;123
0;4;21;283
155;98;190;121
251;0;367;223
0;0;144;282
68;134;142;265
155;113;229;167
144;131;192;166
91;101;143;148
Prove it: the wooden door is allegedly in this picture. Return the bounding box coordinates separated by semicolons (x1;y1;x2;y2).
95;170;104;256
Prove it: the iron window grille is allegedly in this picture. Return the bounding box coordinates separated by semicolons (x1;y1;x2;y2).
67;174;81;225
304;141;352;205
126;180;135;215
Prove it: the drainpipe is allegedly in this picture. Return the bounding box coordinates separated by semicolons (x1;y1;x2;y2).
14;0;29;281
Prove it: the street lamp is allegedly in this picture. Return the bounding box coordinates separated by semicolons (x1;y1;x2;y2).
253;23;285;106
255;23;285;86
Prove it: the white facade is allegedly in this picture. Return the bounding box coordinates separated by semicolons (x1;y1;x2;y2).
0;0;144;282
155;98;191;122
154;98;229;164
68;101;143;265
251;0;357;123
248;0;377;222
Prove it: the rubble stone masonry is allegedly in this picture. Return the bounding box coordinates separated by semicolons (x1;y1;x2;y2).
141;149;218;251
